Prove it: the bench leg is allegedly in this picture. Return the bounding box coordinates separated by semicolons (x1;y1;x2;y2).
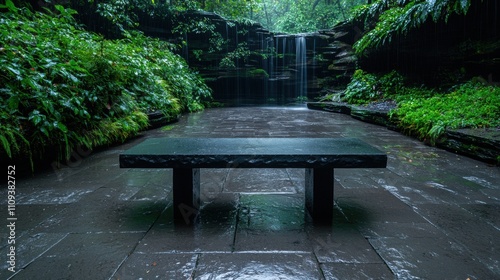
305;168;334;222
173;168;200;225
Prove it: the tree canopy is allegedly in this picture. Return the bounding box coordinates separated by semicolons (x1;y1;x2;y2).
56;0;368;34
154;0;366;29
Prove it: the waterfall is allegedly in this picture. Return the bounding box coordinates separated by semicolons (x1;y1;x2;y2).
282;37;286;98
275;37;279;78
235;24;240;104
259;32;267;101
268;37;274;80
295;36;307;98
282;37;287;71
266;36;275;102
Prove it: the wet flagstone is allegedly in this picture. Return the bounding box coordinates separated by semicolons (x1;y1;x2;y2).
335;188;428;224
308;225;384;264
321;263;394;280
414;203;500;273
238;194;305;231
112;252;197;279
0;232;67;279
11;233;143;280
2;107;499;279
369;237;497;279
194;253;322;279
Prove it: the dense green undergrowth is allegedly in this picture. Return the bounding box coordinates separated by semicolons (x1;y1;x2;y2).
0;2;211;167
342;70;500;144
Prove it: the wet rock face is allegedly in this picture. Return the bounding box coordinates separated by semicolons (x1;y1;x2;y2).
137;11;358;105
438;129;500;165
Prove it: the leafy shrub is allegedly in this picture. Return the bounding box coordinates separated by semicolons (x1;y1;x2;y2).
378;70;405;97
343;70;404;104
392;81;500;144
0;1;211;166
219;43;252;69
343;69;379;104
343;69;405;104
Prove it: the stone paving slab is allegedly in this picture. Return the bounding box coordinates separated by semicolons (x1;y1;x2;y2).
321;263;394;280
414;204;500;272
113;252;198;279
11;232;143;280
194;253;323;279
370;237;497;279
0;232;67;279
1;106;499;279
308;225;384;264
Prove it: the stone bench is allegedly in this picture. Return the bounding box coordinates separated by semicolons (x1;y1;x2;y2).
119;138;387;224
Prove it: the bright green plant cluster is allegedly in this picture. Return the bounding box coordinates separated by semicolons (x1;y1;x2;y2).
219;43;252;69
343;69;379;104
0;2;211;165
392;81;500;144
247;69;269;78
343;70;404;104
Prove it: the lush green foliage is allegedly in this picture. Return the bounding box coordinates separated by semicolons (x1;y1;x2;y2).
148;0;359;32
86;0;367;34
342;70;500;144
219;43;252;69
343;69;404;104
393;82;500;144
251;0;367;33
343;70;379;104
196;0;258;20
0;2;211;164
352;0;472;55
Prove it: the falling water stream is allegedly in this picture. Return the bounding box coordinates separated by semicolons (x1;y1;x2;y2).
295;36;307;99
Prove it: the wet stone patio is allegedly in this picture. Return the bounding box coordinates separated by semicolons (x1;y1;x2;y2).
1;106;499;279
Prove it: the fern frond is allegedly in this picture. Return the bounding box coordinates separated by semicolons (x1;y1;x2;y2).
354;0;472;55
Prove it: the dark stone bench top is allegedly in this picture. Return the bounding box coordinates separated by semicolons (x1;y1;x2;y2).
120;138;387;169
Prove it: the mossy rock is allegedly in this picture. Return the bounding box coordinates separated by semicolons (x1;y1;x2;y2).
247;69;269;78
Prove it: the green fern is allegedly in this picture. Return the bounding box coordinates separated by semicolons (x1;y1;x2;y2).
353;0;472;55
0;123;32;168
